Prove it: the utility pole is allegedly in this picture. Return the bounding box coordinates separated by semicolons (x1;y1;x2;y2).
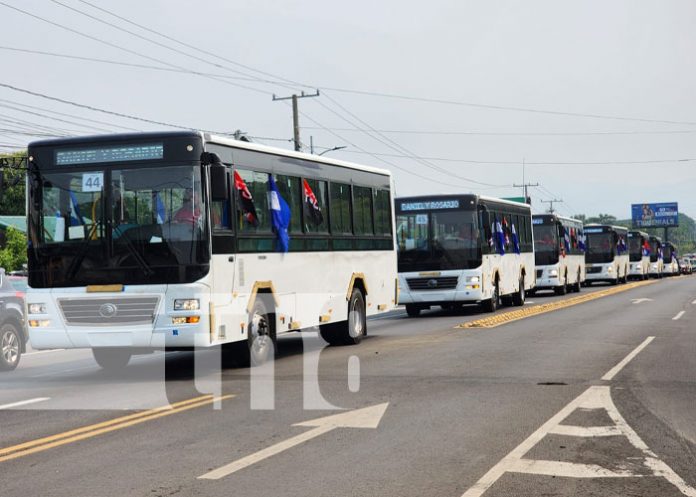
272;90;320;152
542;198;563;214
512;158;538;203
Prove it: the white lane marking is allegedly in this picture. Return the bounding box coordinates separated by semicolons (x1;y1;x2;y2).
549;424;622;437
0;397;50;410
23;349;65;357
632;298;653;304
199;403;389;480
601;336;655;381
691;299;696;305
461;386;696;497
30;364;98;378
673;311;686;321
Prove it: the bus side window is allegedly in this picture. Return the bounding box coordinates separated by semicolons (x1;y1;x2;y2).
353;185;374;235
211;200;231;230
303;178;328;233
373;189;392;236
275;174;302;234
235;169;271;233
330;182;352;234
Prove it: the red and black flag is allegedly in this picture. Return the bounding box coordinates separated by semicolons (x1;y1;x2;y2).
233;170;259;227
302;179;323;226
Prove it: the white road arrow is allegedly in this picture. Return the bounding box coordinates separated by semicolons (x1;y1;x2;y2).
632;298;653;304
198;402;389;480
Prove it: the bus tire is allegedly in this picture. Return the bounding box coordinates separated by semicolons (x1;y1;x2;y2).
405;304;421;318
482;278;500;313
92;348;131;371
247;298;276;366
512;276;525;306
0;322;22;372
572;270;582;293
555;275;568;295
321;289;366;346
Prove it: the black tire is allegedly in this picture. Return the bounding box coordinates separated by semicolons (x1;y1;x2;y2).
555;274;568;295
482;279;500;313
0;322;22;371
572;270;582;293
405;304;421;318
92;348;131;371
320;288;366;346
610;276;619;286
512;276;526;306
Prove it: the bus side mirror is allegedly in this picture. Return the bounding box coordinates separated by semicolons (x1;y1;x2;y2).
209;164;229;201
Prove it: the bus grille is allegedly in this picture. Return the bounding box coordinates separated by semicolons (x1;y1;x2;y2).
407;277;459;291
58;296;160;326
586;266;602;274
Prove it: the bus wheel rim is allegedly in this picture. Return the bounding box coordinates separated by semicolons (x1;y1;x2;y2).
250;314;270;359
349;298;364;338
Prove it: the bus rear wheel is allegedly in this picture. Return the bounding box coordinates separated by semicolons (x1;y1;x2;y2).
512;276;525;306
572;270;582;293
482;279;500;313
92;348;131;371
320;288;366;346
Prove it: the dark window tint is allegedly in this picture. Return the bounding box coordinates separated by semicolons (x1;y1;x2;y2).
353;186;373;235
275;174;301;233
236;169;270;233
303;179;328;233
330;182;352;234
374;189;392;235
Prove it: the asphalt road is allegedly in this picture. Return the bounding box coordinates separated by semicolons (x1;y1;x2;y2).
1;277;695;497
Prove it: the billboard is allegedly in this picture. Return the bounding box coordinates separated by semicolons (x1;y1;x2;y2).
631;202;679;228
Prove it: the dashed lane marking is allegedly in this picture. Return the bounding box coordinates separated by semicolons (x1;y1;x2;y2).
461;386;696;497
457;280;656;329
0;398;50;410
673;311;686;321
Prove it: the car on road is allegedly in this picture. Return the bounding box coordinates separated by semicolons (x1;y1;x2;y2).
680;259;694;275
0;269;28;371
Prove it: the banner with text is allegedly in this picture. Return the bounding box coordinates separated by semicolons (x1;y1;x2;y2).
631;202;679;228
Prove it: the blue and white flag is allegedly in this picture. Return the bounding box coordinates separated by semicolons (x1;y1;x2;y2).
155;192;167;224
268;175;291;252
495;216;505;256
642;239;651;257
563;228;571;254
69;191;83;226
617;236;627;254
511;224;521;255
577;232;586;252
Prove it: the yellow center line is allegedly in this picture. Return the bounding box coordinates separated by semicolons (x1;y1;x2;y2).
0;394;235;463
457;280;656;329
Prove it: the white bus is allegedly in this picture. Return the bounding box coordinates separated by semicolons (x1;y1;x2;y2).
627;230;650;280
648;235;664;278
532;214;585;294
584;225;629;285
662;241;679;276
25;132;397;369
396;195;534;316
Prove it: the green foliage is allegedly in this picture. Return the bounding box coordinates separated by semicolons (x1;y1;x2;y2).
0;150;27;216
0;227;27;272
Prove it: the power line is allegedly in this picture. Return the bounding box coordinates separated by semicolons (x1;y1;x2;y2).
300;126;696;137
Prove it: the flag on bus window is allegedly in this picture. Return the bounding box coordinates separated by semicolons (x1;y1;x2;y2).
69;191;83;226
563;227;571;254
494;216;505;256
511;224;521;255
617;236;627;254
302;179;323;226
502;217;510;248
154;192;167;224
642;239;651;257
268;175;291;252
233;171;259;227
577;232;586;252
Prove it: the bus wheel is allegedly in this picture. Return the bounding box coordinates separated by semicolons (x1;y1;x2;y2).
572;270;582;293
92;348;131;371
405;304;421;318
555;275;568;295
247;298;276;366
482;279;499;313
321;289;366;346
0;323;22;371
512;276;525;306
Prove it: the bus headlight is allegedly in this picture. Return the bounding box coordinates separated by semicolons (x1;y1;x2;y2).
174;299;200;311
607;267;613;273
28;303;47;314
466;276;480;283
652;264;658;270
548;269;558;277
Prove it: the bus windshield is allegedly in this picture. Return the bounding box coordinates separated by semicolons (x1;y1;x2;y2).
28;164;210;288
663;245;673;263
649;240;661;262
585;232;615;263
397;210;481;271
533;224;559;265
628;236;643;261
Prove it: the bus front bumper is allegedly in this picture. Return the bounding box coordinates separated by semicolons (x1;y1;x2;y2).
585;264;617;282
535;266;561;290
397;271;485;305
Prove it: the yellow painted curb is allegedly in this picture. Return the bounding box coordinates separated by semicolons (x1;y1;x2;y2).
457;279;657;330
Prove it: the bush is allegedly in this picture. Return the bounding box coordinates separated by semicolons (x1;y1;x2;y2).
0;227;27;272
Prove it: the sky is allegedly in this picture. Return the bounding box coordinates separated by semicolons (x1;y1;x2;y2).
1;0;696;219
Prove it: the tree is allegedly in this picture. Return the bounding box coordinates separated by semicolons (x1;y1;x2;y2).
0;151;27;216
0;227;27;272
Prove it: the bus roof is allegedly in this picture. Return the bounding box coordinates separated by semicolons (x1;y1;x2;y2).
584;224;629;233
396;193;531;209
533;213;584;226
29;131;392;178
206;133;392;177
628;230;649;237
